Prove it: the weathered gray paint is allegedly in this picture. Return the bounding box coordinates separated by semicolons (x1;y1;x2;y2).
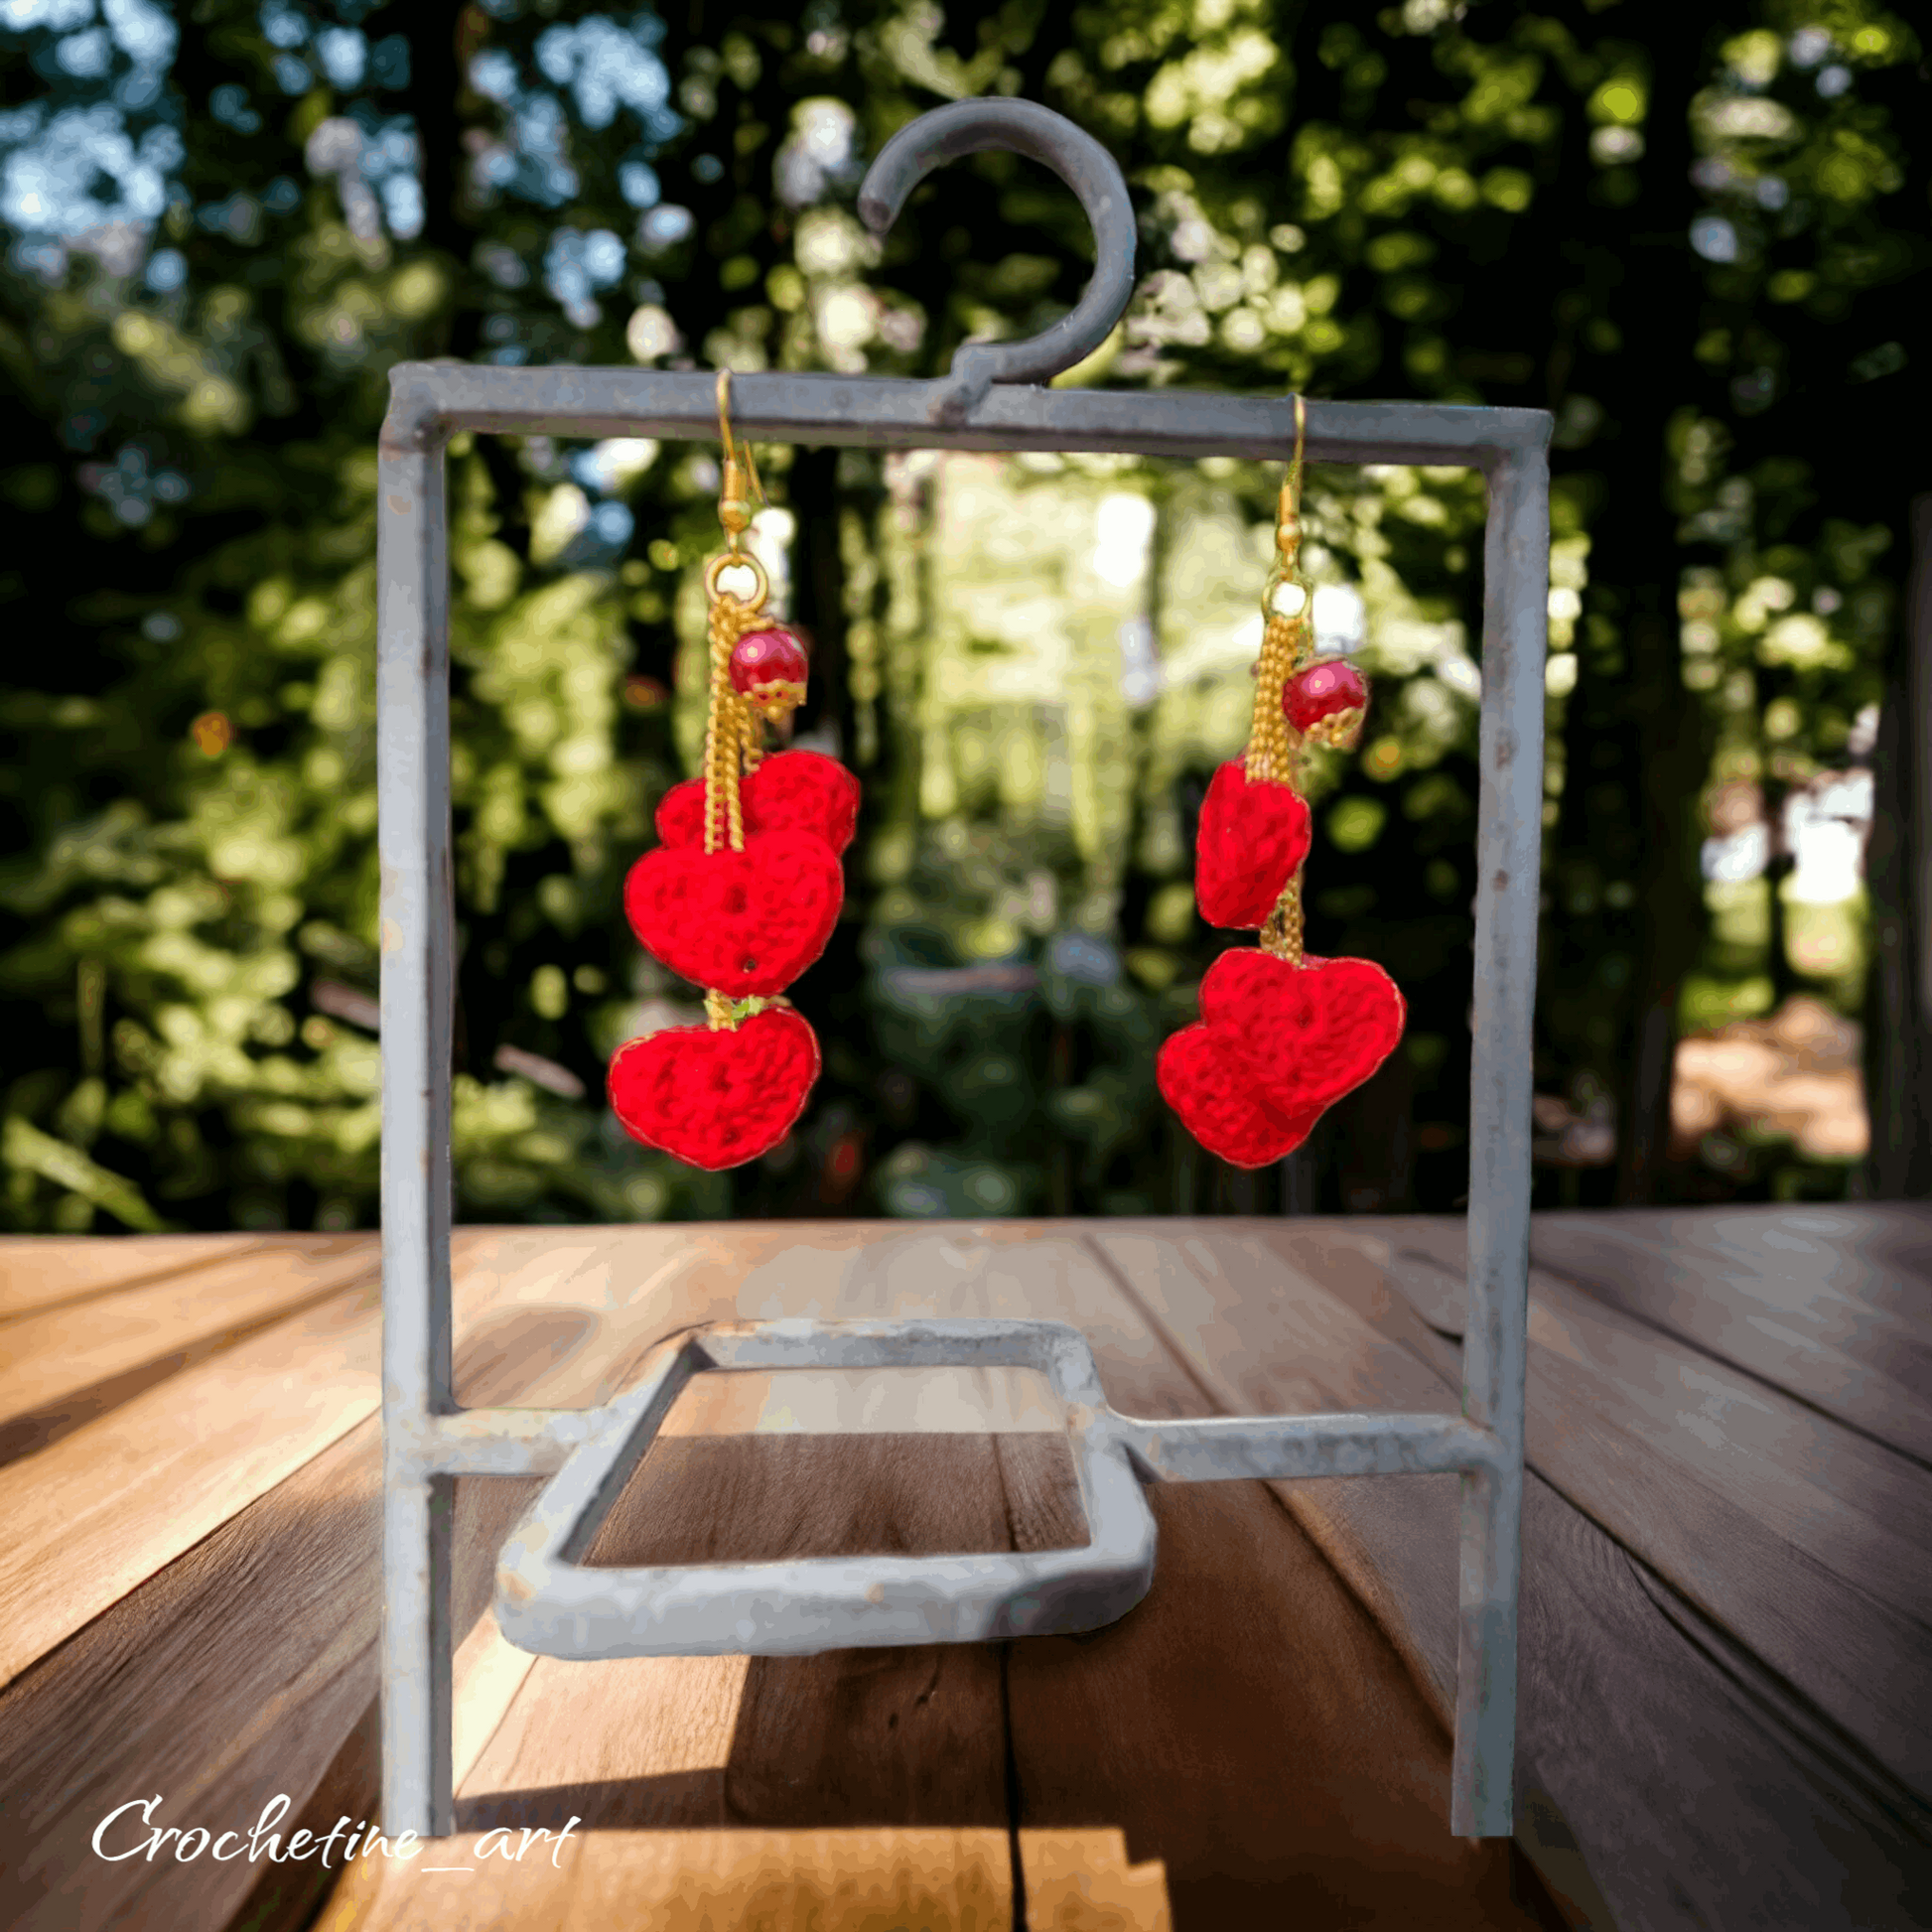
856;97;1137;424
377;96;1549;1845
491;1319;1506;1664
1456;442;1549;1834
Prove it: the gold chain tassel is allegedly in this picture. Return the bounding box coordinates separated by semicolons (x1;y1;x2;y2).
1259;869;1304;967
702;593;752;855
1246;611;1307;785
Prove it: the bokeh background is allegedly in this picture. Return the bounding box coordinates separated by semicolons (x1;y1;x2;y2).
0;0;1923;1234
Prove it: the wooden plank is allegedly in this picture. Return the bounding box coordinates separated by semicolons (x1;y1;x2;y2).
43;1216;1913;1931
318;1828;1013;1932
1828;1201;1932;1299
1518;1287;1932;1797
3;1220;1058;1932
1018;1833;1173;1932
1340;1219;1932;1580
1533;1209;1932;1454
1316;1452;1932;1932
1096;1219;1932;1932
0;1225;769;1932
0;1226;673;1694
1352;1207;1932;1464
1302;1215;1932;1793
0;1239;387;1463
1006;1479;1558;1930
0;1232;322;1319
0;1424;532;1932
1511;1472;1932;1932
1540;1203;1932;1340
0;1274;386;1697
1349;1216;1932;1798
1083;1223;1524;1781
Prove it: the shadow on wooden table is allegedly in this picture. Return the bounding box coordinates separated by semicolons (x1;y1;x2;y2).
432;1433;1566;1932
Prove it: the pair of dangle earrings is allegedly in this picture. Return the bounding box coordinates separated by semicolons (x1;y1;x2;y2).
608;387;1402;1176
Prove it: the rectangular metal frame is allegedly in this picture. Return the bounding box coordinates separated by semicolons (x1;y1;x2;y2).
376;364;1550;1843
495;1318;1163;1660
493;1316;1507;1662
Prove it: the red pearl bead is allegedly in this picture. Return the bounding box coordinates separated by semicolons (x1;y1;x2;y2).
729;627;808;696
1284;658;1368;732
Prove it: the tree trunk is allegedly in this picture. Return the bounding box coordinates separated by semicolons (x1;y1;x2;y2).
1613;595;1708;1205
1601;33;1708;1207
1863;495;1932;1198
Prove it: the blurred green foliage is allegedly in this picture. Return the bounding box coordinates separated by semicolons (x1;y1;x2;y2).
0;0;1922;1231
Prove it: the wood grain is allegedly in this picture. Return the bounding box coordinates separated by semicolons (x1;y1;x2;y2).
845;1227;1545;1931
0;1225;690;1696
1532;1209;1932;1459
318;1828;1015;1932
1349;1217;1932;1798
1347;1207;1932;1464
0;1233;342;1320
1007;1480;1559;1931
0;1274;386;1697
14;1212;1920;1932
1349;1219;1932;1583
1113;1218;1932;1932
1339;1456;1932;1932
0;1239;387;1463
0;1338;534;1931
0;1225;774;1932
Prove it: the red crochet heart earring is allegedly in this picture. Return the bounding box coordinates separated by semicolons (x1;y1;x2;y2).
608;373;860;1171
1160;399;1405;1168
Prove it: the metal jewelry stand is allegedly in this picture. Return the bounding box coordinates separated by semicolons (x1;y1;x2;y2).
377;97;1549;1844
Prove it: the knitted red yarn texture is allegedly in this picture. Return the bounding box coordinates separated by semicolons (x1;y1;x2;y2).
1199;949;1406;1108
1158;949;1406;1167
608;1007;820;1170
654;750;861;855
1193;760;1313;929
623;831;843;998
1155;1026;1325;1167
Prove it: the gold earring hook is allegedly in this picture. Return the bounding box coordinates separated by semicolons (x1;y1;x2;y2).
1275;392;1306;554
715;369;764;551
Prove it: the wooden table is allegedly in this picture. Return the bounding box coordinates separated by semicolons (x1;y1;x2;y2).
1;1209;1927;1931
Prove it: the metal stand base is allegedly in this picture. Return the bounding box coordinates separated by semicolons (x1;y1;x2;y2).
386;1316;1520;1839
492;1317;1508;1663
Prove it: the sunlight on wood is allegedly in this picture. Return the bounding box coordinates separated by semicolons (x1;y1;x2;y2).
1022;1828;1173;1930
318;1828;1012;1932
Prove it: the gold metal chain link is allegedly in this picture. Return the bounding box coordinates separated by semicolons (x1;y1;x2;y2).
1255;395;1311;966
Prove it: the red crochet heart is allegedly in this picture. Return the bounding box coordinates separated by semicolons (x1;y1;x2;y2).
608;1007;819;1170
655;751;861;855
1199;950;1406;1105
624;832;843;998
1157;1026;1325;1168
1158;950;1406;1167
1193;760;1313;929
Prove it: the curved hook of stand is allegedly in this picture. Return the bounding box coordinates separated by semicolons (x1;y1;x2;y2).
857;98;1136;427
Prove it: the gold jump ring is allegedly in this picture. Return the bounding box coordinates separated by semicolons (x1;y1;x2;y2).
703;549;770;609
